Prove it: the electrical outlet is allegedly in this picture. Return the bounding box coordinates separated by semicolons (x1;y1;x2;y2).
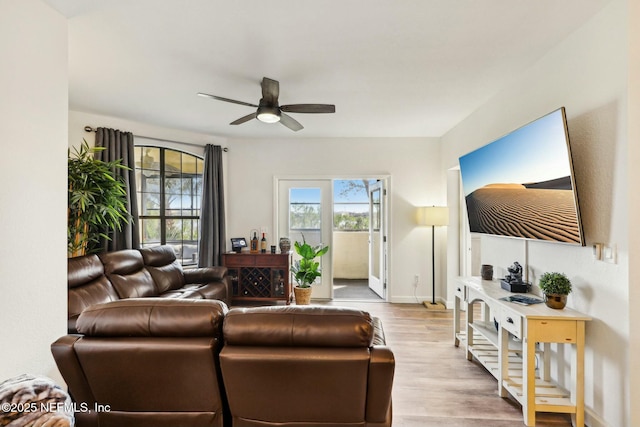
413;274;419;287
593;243;603;260
603;244;617;264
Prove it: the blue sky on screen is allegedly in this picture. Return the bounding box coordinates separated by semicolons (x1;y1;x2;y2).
458;109;572;196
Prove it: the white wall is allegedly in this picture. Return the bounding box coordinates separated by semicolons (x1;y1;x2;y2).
442;1;630;425
69;110;227;154
333;232;368;279
0;0;67;382
626;2;640;425
225;137;444;303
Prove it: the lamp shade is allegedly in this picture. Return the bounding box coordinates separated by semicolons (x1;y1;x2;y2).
416;206;449;226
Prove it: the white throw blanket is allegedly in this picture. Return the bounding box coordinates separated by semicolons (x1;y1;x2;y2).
0;374;74;427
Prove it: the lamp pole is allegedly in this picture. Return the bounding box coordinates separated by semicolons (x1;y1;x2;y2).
431;223;436;305
417;205;448;310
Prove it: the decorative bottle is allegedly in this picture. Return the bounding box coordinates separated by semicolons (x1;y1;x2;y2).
260;233;267;253
250;232;259;253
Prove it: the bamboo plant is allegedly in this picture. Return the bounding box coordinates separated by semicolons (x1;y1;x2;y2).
68;140;130;257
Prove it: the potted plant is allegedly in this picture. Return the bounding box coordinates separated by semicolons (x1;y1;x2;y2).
538;272;572;309
291;236;329;305
68;140;130;257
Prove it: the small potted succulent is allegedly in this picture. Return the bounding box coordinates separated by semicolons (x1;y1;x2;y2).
291;235;329;305
538;272;572;309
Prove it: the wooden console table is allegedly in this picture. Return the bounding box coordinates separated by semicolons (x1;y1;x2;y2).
222;252;291;304
454;276;591;426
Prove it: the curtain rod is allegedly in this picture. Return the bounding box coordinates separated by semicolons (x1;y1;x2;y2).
84;126;228;152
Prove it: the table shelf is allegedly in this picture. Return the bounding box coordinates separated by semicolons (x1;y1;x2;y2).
454;276;591;427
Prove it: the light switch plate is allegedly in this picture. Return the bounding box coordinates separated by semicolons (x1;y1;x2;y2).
602;244;617;264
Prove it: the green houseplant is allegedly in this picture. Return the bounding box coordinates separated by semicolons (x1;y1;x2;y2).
538;272;572;309
291;236;329;305
68;140;130;257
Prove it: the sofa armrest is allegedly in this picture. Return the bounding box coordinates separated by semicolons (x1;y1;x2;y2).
68;315;79;334
51;335;96;407
183;266;228;284
366;345;395;423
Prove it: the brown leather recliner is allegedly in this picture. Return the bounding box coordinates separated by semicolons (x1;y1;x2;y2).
219;305;395;427
51;298;229;427
67;245;230;333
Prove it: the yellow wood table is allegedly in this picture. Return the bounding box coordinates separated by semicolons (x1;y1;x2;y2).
454;277;591;427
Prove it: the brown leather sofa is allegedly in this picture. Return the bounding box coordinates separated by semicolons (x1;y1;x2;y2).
67;245;230;333
52;298;229;427
220;305;394;427
52;302;394;427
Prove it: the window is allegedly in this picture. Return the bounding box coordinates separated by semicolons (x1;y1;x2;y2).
134;146;203;265
289;188;321;231
333;179;375;231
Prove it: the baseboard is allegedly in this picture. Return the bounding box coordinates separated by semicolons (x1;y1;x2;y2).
389;296;446;305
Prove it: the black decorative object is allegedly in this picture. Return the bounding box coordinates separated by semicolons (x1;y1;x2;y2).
481;264;493;280
231;237;247;253
500;261;531;293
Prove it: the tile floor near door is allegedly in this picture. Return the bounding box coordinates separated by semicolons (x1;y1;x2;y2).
332;279;382;300
323;301;573;427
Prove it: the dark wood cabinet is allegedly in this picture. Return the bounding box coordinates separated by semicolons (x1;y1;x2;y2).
222;253;291;304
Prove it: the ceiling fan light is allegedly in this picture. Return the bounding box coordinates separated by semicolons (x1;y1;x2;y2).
257;106;281;123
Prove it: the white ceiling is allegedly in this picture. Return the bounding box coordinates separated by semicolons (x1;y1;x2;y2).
45;0;611;139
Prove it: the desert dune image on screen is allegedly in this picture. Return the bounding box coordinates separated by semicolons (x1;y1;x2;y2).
458;109;583;244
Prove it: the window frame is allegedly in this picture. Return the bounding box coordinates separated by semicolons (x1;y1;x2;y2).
135;145;203;266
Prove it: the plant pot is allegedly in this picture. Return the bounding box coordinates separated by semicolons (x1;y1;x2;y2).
544;293;567;309
294;286;312;305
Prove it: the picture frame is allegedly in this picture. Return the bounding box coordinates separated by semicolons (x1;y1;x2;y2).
230;237;247;253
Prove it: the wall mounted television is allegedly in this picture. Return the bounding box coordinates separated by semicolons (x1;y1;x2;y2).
458;107;585;246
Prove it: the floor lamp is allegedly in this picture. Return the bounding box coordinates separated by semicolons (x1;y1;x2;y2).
416;206;448;310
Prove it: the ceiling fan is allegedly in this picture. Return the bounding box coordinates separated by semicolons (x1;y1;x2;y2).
198;77;335;132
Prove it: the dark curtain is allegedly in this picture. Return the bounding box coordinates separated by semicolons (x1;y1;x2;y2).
95;127;140;251
198;144;226;267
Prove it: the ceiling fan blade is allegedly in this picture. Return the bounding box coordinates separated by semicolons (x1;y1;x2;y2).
279;113;303;132
197;92;258;108
280;104;336;114
261;78;280;104
230;112;257;125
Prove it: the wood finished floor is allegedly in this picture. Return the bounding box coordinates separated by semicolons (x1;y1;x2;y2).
322;301;573;427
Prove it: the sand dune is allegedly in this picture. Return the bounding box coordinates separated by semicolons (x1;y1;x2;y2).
465;185;582;244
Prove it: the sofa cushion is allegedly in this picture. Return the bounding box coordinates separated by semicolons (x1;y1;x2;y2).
187;283;228;301
99;250;158;298
139;246;186;293
160;288;205;299
68;255;120;332
68;254;104;288
76;298;228;337
223;306;374;347
183;267;227;283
